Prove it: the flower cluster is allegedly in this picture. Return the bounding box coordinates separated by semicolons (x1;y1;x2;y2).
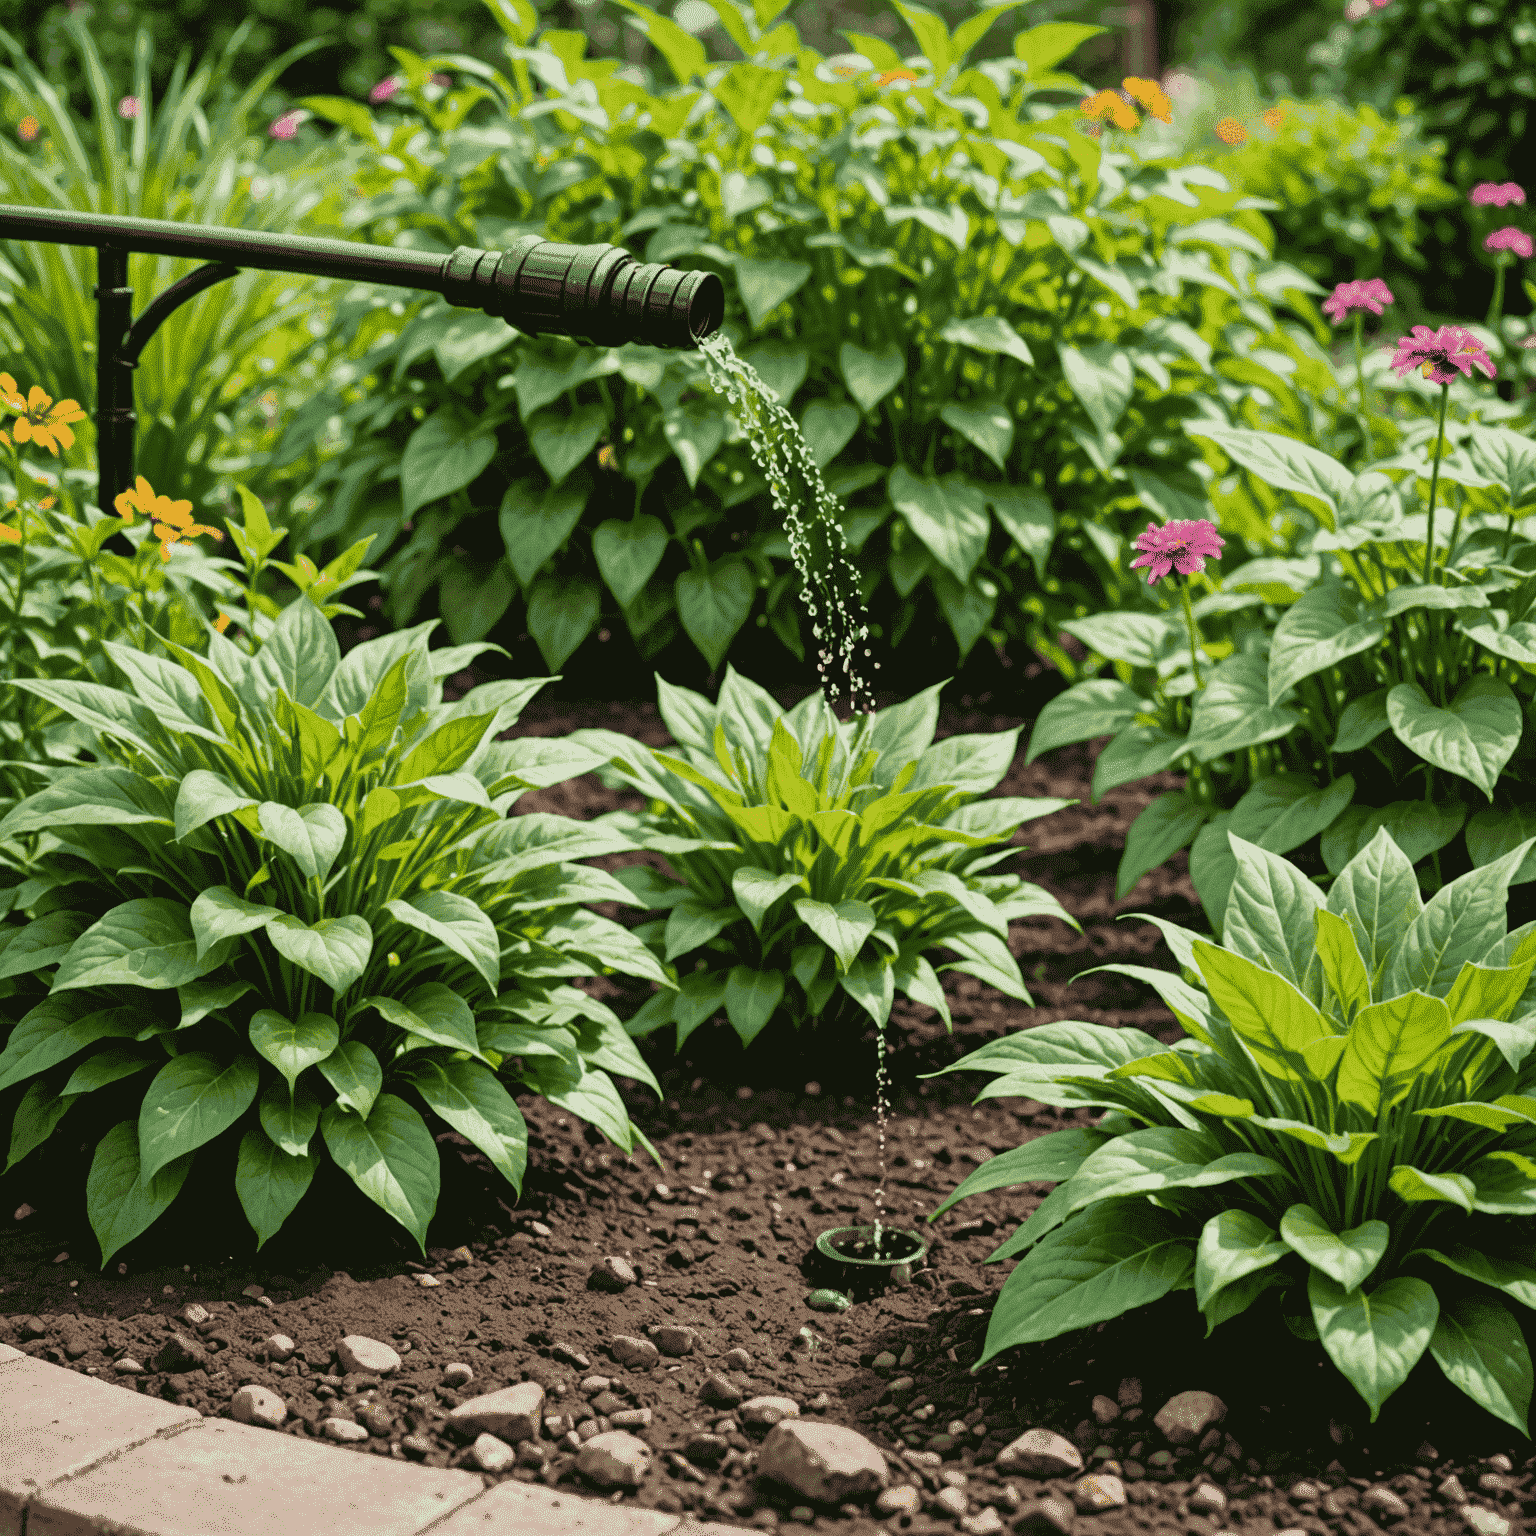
1081;77;1173;131
1322;277;1395;323
0;372;86;456
112;474;226;563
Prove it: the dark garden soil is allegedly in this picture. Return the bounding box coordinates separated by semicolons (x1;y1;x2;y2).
1;681;1531;1536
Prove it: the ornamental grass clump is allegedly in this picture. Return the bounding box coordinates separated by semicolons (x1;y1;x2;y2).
566;665;1076;1050
932;827;1536;1431
0;588;676;1265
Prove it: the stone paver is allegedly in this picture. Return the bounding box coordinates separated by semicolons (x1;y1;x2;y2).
2;1345;745;1536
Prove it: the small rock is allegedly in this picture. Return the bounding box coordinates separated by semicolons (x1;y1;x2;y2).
323;1418;369;1443
589;1256;638;1292
180;1303;210;1328
575;1430;652;1489
229;1385;286;1429
702;1372;744;1408
686;1433;730;1465
551;1342;591;1368
647;1323;695;1356
876;1486;921;1517
1438;1476;1470;1506
581;1376;612;1394
442;1362;474;1388
722;1347;754;1372
473;1433;516;1473
610;1408;652;1429
872;1352;898;1371
995;1429;1084;1477
610;1334;660;1370
1117;1378;1142;1409
1017;1496;1077;1536
414;1273;441;1288
1363;1487;1410;1521
447;1381;546;1443
335;1336;401;1376
112;1359;145;1375
401;1434;433;1460
961;1510;1004;1535
1090;1395;1120;1427
153;1334;208;1375
261;1334;296;1364
934;1487;969;1517
741;1396;802;1427
240;1284;264;1299
1189;1484;1228;1515
1071;1475;1126;1513
1461;1512;1512;1536
1153;1391;1225;1447
758;1420;889;1503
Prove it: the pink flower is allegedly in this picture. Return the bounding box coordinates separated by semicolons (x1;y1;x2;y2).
1471;182;1526;207
117;95;140;119
1322;278;1396;323
1389;324;1497;384
1486;226;1534;258
368;76;403;104
268;110;304;140
1129;519;1226;585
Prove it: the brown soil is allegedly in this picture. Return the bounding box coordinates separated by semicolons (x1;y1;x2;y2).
1;687;1530;1536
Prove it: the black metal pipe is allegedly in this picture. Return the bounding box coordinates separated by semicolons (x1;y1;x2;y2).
0;204;726;515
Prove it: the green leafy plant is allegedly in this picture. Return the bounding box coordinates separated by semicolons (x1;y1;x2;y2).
932;827;1536;1432
0;580;675;1266
0;9;379;519
1029;366;1536;926
255;0;1338;690
564;663;1076;1049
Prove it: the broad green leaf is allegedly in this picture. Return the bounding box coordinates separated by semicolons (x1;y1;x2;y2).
839;952;896;1029
53;899;232;993
1333;688;1391;753
258;1075;322;1157
253;599;340;712
1222;835;1326;1002
1424;1291;1535;1439
1308;1268;1438;1423
173;769;259;843
939;313;1034;367
384;892;501;996
1027;680;1145;761
235;1124;318;1251
366;983;489;1065
974;1198;1193;1363
1335;991;1453;1116
1061;1125;1285;1222
1194;1207;1290;1313
395;1055;527;1193
177;976;254;1029
1315;907;1371;1019
1186;422;1352;516
664;896;741;962
1227;774;1355;857
0;911;92;980
892;949;953;1030
1387;677;1523;799
731;256;812;328
248;1009;340;1098
794;897;877;973
840;340;905;413
724;964;786;1046
439;557;516;646
1116;791;1207;899
1194;941;1334;1080
316;1038;384;1118
499;473;587;586
85;1120;195;1269
888;465;991;583
987;485;1055;581
1059;612;1174;668
1090;725;1188;800
1328;828;1423;986
526;574;601;671
671;967;729;1048
592;513;669;607
1467;805;1536;886
320;1093;439;1258
800;398;862;468
1188;814;1236;933
1321;800;1466;876
189;886;282;963
732;867;805;934
137;1051;261;1184
1186;652;1300;763
0;767;173;838
266;913;373;995
1058;342;1134;441
675;558;755;671
930;1125;1112;1219
1268;584;1386;706
401;411;497;516
1281;1203;1389;1290
257;801;348;884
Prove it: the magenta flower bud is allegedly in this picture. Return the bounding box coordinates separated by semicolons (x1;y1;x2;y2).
368;76;403;104
117;96;141;119
268;110;304;140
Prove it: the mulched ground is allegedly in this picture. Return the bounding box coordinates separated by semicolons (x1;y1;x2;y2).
1;684;1531;1536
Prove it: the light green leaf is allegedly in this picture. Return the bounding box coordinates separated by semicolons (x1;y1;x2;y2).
1308;1267;1438;1423
732;256;813;328
1187;653;1300;763
85;1120;195;1269
266;913;373;995
1281;1203;1389;1290
173;769;259;843
1116;792;1207;899
1425;1291;1535;1439
940;397;1014;472
1194;1207;1289;1312
527;574;601;671
723;964;786;1046
320;1093;439;1258
1091;725;1188;800
839;340;905;413
1060;612;1174;668
800;398;862;468
888;465;991;584
189;886;282;963
1387;677;1523;799
1185;422;1352;516
939;313;1034;367
384;892;501;996
396;1055;527;1194
794;897;877;973
1467;805;1536;886
987;486;1054;581
137;1050;262;1184
1333;688;1391;753
732;867;805;934
1027;679;1145;762
0;766;174;839
235;1124;318;1251
53;899;232;993
257;801;348;884
675;558;755;671
1057;342;1134;442
400;411;498;518
498;475;587;588
1221;835;1326;1002
1327;827;1424;986
1268;585;1386;706
592;514;669;607
526;401;606;487
1321;801;1466;876
1227;774;1355;857
316;1038;384;1119
248;1010;339;1099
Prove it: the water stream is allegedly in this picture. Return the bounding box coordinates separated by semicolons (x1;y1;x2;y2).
693;328;897;1262
694;330;880;717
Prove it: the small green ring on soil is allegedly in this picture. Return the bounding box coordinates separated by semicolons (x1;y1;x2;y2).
814;1224;930;1268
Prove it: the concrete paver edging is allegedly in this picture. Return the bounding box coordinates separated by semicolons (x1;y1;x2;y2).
0;1343;743;1536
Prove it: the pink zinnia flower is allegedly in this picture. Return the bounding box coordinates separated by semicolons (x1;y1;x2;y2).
117;96;140;119
1389;324;1497;384
1322;278;1396;323
1129;519;1226;585
1486;227;1534;258
269;110;304;140
1471;182;1526;207
368;76;403;104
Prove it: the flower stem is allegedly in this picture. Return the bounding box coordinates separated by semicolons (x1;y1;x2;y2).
1423;383;1450;585
1352;311;1369;421
1178;579;1204;690
1486;257;1508;332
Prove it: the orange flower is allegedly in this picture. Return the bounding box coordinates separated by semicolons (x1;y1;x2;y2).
112;474;225;563
874;68;919;87
16;116;38;142
1215;116;1248;144
597;443;619;472
215;612;232;633
0;374;87;456
1082;89;1138;131
0;523;18;544
1122;76;1172;124
1262;106;1285;129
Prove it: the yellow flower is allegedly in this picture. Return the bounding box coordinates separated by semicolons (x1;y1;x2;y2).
1215;116;1248;144
874;68;919;87
112;474;225;563
1082;89;1138;131
1122;76;1172;123
17;116;39;142
0;374;87;456
1262;106;1285;129
597;443;618;472
215;612;232;633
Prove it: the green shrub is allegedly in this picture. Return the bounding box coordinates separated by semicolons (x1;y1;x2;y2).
246;0;1339;693
934;829;1536;1430
565;663;1076;1050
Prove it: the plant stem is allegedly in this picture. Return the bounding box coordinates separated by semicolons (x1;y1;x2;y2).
1352;311;1370;445
1178;579;1204;691
1423;383;1450;585
1486;257;1508;332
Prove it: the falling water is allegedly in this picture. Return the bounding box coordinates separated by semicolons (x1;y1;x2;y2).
871;1026;893;1257
694;330;880;717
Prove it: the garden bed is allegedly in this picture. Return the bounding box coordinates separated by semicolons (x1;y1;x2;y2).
0;686;1529;1536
